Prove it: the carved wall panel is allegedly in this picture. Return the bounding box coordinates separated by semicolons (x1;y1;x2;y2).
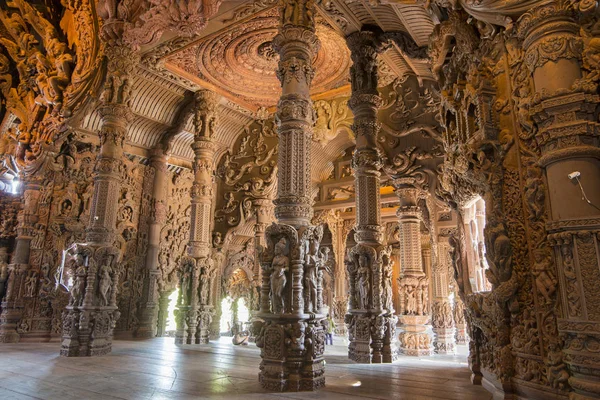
214;117;278;247
158;170;193;292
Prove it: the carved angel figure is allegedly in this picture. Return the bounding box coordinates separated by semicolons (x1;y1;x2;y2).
270;238;289;314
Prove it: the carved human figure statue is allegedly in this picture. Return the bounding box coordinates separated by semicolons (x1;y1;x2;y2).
98;263;112;306
420;280;429;315
200;267;210;305
406;285;417;315
304;234;319;312
357;254;370;310
181;266;191;306
24;271;37;297
382;260;393;311
304;263;317;312
532;250;556;304
270;238;289;314
70;254;87;307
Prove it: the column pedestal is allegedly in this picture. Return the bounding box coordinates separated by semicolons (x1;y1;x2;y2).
431;299;455;354
398;315;433;356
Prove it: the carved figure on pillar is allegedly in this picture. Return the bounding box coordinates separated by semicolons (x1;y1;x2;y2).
270;238;289;314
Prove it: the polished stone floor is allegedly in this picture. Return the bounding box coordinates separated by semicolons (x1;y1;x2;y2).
0;336;491;400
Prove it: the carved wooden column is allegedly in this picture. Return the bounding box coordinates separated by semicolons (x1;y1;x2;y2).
331;216;348;335
156;290;172;337
0;181;40;343
453;295;467;345
396;189;433;356
135;147;168;338
431;237;456;354
517;3;600;398
176;90;220;345
256;0;326;391
60;40;138;357
345;29;397;364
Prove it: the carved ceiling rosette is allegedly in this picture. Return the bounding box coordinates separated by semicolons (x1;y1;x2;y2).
164;7;350;110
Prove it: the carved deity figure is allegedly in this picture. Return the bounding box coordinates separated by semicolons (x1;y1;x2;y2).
304;233;319;312
24;270;37;297
70;255;87;307
200;268;210;305
281;0;314;27
181;267;191;306
406;285;417;315
59;199;73;216
270;238;289;314
547;344;569;390
98;263;112;306
532;250;556;304
357;254;370;310
524;167;545;220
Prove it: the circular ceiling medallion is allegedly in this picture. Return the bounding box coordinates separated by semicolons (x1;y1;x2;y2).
166;8;351;109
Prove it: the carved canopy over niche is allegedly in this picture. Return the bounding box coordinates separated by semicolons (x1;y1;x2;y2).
164;7;351;110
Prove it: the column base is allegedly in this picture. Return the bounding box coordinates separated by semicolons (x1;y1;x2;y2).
60;307;120;357
0;303;24;343
198;306;214;344
346;312;399;363
134;305;158;338
257;317;326;392
433;327;456;354
398;315;433;356
455;323;468;345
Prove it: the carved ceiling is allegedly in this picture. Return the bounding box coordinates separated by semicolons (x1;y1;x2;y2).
64;0;438;171
164;7;351;110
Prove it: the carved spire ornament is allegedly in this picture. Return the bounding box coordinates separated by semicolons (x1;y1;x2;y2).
255;0;327;391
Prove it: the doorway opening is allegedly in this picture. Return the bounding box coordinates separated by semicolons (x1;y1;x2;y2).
165;288;179;334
